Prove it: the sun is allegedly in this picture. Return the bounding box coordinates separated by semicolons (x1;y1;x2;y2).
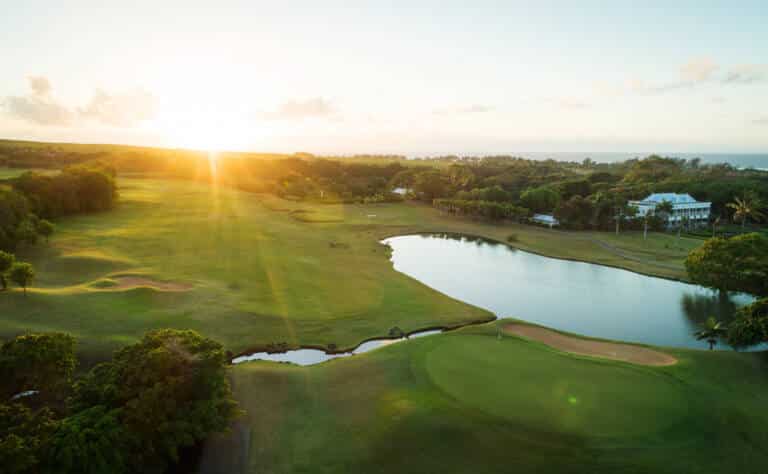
154;114;256;153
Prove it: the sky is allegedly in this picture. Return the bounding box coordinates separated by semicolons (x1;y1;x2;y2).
1;0;767;155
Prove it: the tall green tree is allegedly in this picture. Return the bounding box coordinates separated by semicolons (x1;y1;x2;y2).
726;299;768;349
694;317;727;350
0;404;58;474
36;220;54;244
655;200;674;226
9;262;34;295
71;329;240;474
0;333;76;403
0;250;14;290
520;186;561;213
727;192;765;231
44;406;128;474
684;233;768;296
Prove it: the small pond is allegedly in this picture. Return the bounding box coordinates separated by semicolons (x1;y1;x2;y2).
383;233;756;351
232;330;441;365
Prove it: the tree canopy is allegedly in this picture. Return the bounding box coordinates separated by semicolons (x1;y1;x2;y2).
684;233;768;295
0;329;239;474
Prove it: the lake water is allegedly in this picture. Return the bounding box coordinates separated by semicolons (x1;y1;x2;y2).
383;233;756;350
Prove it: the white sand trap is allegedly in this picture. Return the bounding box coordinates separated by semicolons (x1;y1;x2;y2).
504;323;677;366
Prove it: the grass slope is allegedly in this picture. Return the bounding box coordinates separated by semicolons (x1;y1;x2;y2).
1;178;492;361
1;173;698;362
204;322;768;474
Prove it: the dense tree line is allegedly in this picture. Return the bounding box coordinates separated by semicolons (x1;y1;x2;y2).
0;163;114;251
0;329;239;474
12;163;117;218
2;140;767;230
434;199;530;221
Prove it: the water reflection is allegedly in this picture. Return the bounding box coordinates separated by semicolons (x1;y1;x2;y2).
384;233;756;350
681;291;739;326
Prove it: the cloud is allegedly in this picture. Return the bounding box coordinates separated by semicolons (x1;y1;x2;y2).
626;59;768;96
434;104;495;115
28;76;52;96
3;76;73;125
723;64;768;84
262;97;335;120
680;58;718;83
79;89;156;126
3;77;156;127
553;98;589;110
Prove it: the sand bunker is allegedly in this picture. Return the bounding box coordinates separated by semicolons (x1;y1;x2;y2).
108;276;192;292
503;323;677;366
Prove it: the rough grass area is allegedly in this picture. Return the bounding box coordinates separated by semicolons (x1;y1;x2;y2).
201;322;768;474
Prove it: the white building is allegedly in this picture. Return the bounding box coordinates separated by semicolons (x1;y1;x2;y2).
531;214;559;228
628;193;711;227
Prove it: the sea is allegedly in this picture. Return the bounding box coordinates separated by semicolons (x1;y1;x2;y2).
510;152;768;170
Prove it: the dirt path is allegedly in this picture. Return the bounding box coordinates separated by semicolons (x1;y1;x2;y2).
503;323;677;366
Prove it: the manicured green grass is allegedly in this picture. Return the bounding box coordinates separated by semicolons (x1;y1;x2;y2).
0;167;56;179
1;178;493;361
1;175;701;361
203;322;768;474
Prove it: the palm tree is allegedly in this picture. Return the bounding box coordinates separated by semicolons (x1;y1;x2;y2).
712;215;721;238
643;208;654;240
678;216;690;242
655;200;674;230
694;317;727;350
727;192;766;232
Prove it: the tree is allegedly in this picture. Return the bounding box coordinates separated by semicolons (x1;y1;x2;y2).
36;220;54;244
677;216;690;242
655;200;674;227
412;171;448;202
520;186;561;213
554;195;594;230
694;317;727;350
0;333;76;403
0;250;14;290
70;329;240;473
44;406;128;474
15;220;37;246
643;208;654;240
727;192;765;231
0;404;58;474
726;298;768;349
9;262;34;295
684;233;768;295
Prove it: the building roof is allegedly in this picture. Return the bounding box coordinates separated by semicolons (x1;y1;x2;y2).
532;214;558;224
638;193;698;204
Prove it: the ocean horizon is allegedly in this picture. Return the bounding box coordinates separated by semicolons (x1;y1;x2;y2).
501;152;767;170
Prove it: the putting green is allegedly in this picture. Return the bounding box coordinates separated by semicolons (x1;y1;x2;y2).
425;333;688;438
205;323;768;474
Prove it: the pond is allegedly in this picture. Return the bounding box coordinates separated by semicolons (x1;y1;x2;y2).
383;233;756;351
232;329;441;365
